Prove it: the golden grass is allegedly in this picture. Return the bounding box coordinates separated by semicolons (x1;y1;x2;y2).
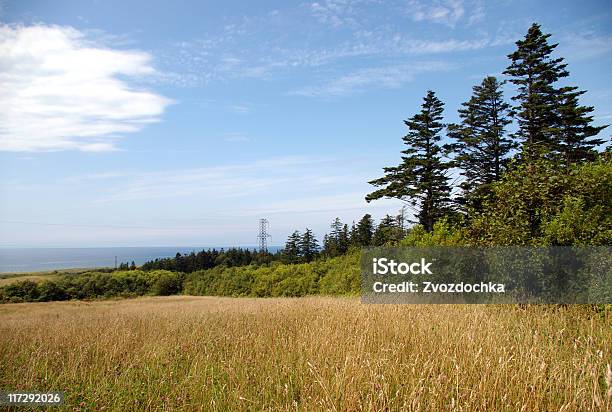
0;296;610;411
0;274;59;286
0;268;103;285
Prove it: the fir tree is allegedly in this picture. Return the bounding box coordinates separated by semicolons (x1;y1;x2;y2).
366;90;452;231
339;224;350;252
282;230;301;264
323;218;349;257
299;228;319;262
352;214;375;247
556;86;607;163
372;215;402;246
447;76;515;212
503;23;569;160
396;205;409;235
349;221;357;245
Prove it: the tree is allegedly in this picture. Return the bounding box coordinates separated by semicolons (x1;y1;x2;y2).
366;90;452;231
503;23;569;160
372;215;403;246
282;231;302;264
349;221;357;244
447;76;515;212
556;86;607;164
323;218;351;257
340;224;350;252
396;205;409;235
352;214;374;246
299;228;319;262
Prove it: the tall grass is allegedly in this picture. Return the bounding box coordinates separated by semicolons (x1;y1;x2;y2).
0;297;610;410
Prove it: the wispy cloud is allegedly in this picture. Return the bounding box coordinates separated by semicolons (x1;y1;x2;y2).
65;156;345;203
408;0;465;27
152;5;492;87
228;104;252;114
559;32;612;61
291;61;455;97
0;24;172;152
223;133;251;142
309;0;362;28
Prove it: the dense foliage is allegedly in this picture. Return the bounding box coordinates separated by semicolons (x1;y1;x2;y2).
0;270;184;303
139;248;275;273
0;253;359;303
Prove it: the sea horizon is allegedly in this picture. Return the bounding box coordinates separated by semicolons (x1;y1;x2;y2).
0;246;282;273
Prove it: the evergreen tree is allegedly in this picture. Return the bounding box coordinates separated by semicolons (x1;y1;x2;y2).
556;86;607;163
353;214;374;246
447;76;515;212
396;205;409;235
339;224;350;253
299;228;319;262
349;221;357;245
503;23;569;160
323;218;346;257
282;230;301;264
372;215;403;246
366;90;452;231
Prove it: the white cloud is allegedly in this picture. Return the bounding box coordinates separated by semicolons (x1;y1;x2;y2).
74;156;340;203
559;32;612;61
291;61;454;97
228;104;252;114
0;24;171;152
408;0;465;27
223;133;251;142
310;0;358;28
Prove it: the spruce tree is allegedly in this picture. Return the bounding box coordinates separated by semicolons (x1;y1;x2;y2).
447;76;515;212
349;221;357;245
283;230;301;264
299;228;319;262
366;90;452;231
372;215;402;246
503;23;569;160
323;218;349;257
339;224;350;253
556;86;607;163
353;214;374;246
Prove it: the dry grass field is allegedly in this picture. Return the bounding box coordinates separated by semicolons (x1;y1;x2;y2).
0;274;59;287
0;296;610;411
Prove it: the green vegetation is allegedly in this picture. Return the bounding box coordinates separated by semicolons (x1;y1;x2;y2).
0;253;360;303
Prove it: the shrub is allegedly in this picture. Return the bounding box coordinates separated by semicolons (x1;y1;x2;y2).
150;271;184;296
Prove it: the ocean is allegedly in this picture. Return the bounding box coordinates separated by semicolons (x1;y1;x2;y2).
0;246;282;273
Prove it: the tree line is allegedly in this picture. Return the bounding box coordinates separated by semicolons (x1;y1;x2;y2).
365;23;609;244
137;248;275;273
281;211;410;263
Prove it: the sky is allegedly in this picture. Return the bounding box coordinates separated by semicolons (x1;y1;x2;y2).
0;0;611;248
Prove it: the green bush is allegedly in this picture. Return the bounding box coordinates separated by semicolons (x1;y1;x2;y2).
150;272;184;296
467;158;611;246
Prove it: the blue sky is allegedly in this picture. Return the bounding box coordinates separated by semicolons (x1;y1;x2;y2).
0;0;610;247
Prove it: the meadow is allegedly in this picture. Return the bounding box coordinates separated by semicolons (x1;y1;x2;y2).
0;296;610;411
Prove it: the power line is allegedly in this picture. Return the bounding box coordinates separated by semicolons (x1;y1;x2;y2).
257;218;271;253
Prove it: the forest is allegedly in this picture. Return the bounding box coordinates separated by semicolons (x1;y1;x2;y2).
1;23;609;304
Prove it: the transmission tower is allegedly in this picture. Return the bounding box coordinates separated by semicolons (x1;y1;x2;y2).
257;218;272;252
